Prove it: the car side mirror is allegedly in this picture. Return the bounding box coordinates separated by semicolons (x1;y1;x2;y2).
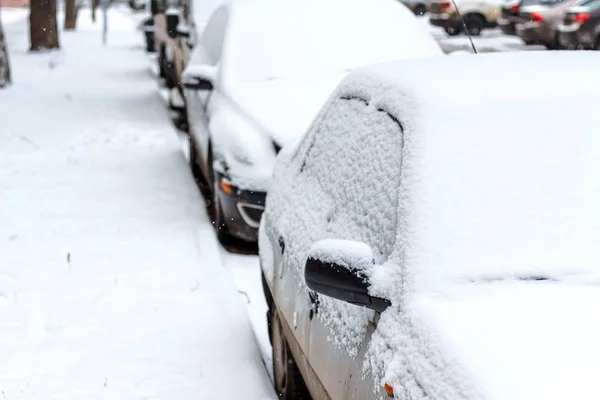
166;8;180;38
304;239;391;313
176;24;190;39
182;64;216;91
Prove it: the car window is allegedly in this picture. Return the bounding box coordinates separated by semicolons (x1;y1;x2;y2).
301;97;404;261
578;0;600;8
539;0;567;6
198;6;229;65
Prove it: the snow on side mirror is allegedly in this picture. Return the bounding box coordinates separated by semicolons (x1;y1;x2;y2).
176;24;190;39
182;65;216;91
305;239;391;313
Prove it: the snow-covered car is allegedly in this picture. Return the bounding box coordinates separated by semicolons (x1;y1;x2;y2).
181;0;442;243
259;51;600;399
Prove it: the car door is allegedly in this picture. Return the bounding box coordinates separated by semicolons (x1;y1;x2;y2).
275;95;404;399
184;6;228;179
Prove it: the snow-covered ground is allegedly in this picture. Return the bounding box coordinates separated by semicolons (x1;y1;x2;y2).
0;7;29;25
0;7;275;399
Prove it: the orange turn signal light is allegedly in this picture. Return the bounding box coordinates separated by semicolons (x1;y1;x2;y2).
384;383;394;397
220;179;233;195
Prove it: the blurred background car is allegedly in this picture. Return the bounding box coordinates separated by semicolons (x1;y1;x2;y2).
399;0;428;15
429;0;501;35
515;0;579;47
128;0;146;10
161;0;225;129
557;0;600;49
181;0;443;244
498;0;542;35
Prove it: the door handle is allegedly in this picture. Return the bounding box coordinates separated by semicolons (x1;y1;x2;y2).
278;236;285;254
308;291;319;320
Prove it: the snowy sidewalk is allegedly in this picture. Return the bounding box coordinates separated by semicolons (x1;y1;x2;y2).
0;9;275;399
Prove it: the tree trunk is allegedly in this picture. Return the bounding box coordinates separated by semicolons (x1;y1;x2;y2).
29;0;60;51
0;18;12;88
64;0;78;31
92;0;99;23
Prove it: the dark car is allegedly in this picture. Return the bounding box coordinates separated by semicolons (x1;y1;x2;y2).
499;0;542;35
557;0;600;49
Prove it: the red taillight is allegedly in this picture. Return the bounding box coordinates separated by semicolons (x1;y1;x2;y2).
575;13;591;22
530;11;544;22
441;1;451;7
511;4;520;12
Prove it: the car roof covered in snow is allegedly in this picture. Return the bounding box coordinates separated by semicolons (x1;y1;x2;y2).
221;0;442;83
338;51;600;288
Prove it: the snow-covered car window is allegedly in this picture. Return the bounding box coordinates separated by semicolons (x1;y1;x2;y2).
222;3;441;83
301;97;404;261
198;5;228;65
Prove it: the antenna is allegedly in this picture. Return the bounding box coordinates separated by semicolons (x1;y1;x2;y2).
449;0;478;54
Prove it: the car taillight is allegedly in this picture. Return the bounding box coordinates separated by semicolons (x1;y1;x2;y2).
530;11;544;22
442;1;451;7
575;12;591;22
511;4;520;12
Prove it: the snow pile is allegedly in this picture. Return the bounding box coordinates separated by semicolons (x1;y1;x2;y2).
0;10;275;399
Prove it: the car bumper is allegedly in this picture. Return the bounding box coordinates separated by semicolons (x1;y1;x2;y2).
515;21;552;44
498;17;517;35
215;174;266;243
557;25;595;49
429;13;460;29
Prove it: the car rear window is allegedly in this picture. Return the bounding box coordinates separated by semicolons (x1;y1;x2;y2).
578;0;600;8
539;0;568;6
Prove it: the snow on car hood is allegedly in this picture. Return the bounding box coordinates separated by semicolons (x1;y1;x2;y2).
413;279;600;399
223;73;345;147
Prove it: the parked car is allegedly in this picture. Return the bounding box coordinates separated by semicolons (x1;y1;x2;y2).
259;51;600;400
429;0;501;35
515;0;579;47
400;0;428;15
148;0;190;90
498;0;541;35
557;0;600;49
128;0;146;10
181;0;443;243
158;0;226;128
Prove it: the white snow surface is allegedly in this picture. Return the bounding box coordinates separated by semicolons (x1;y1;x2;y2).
262;51;600;399
0;9;275;399
309;239;374;270
0;7;29;24
223;0;442;84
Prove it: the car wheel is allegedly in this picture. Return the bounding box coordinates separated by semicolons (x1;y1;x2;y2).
414;4;426;15
272;312;311;400
445;25;461;36
596;37;600;50
158;47;167;82
188;134;204;181
262;271;274;344
464;14;484;36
